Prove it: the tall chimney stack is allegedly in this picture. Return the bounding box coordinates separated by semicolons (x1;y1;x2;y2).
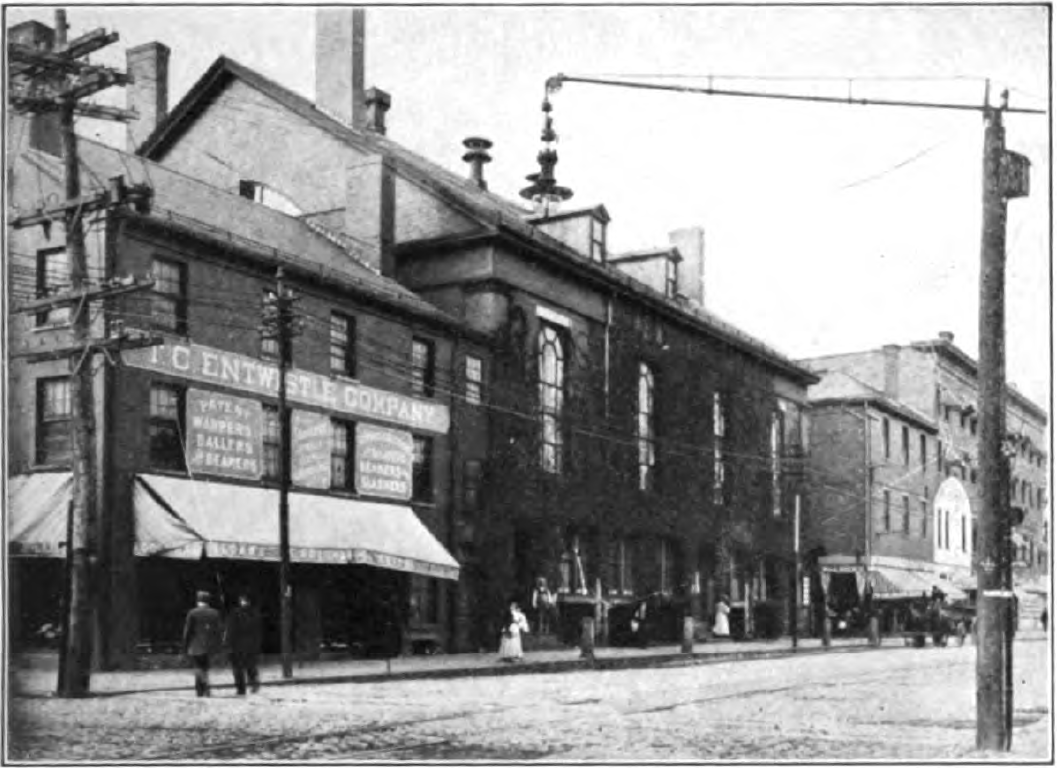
126;42;170;153
316;8;366;128
345;155;396;277
882;344;901;400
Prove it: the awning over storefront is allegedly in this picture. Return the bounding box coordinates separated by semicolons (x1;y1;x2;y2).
868;567;966;601
133;474;459;580
7;473;72;557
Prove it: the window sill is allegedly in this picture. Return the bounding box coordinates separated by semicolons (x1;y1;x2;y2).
31;462;72;472
332;372;360;384
31;322;72;333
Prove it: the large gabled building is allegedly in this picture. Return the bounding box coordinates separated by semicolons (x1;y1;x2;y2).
132;8;818;649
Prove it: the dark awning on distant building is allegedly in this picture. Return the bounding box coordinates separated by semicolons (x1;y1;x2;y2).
133;474;459;580
7;472;72;558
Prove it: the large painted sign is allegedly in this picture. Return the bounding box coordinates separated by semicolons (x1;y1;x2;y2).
186;389;263;479
292;409;332;489
355;423;413;501
125;341;450;434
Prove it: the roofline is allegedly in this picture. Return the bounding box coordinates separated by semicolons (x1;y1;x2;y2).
609;248;681;265
810;396;938;433
526;204;611;225
123;210;489;345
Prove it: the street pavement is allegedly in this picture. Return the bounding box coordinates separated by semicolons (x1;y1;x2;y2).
7;631;1051;762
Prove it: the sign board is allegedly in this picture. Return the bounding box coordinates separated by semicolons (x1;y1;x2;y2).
292;410;332;489
355;423;413;501
125;341;450;434
186;389;262;479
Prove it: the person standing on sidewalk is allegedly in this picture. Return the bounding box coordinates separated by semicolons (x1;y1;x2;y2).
498;599;530;663
183;590;222;698
223;593;262;695
712;595;731;639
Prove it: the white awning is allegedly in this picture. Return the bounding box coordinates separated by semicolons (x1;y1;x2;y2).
7;473;72;557
133;474;459;580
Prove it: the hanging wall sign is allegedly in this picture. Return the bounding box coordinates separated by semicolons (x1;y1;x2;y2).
355;423;413;501
292;410;332;489
186;389;263;479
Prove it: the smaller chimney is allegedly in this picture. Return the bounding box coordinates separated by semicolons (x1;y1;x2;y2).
462;137;493;190
364;87;391;135
669;227;705;307
126;42;170;153
8;21;62;155
939;330;955;344
882;344;901;400
345;154;396;277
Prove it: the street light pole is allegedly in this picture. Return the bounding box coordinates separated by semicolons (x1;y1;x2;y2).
793;492;801;649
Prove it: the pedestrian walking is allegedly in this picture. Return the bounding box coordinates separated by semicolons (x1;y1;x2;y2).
712;594;731;639
497;599;530;663
183;590;222;697
223;593;262;695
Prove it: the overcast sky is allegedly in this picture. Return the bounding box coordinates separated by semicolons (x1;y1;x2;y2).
7;4;1051;407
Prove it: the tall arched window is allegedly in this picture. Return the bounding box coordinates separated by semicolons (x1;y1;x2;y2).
637;362;656;491
538;323;566;473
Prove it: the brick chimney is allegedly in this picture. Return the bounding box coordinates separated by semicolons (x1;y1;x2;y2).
939;330;955;344
345;155;395;276
8;21;62;156
316;8;366;128
126;42;170;153
669;227;705;307
882;344;901;400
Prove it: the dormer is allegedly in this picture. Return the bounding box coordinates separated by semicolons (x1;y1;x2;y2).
528;204;610;264
609;247;682;299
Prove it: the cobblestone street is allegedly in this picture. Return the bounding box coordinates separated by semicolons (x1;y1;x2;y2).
7;637;1050;761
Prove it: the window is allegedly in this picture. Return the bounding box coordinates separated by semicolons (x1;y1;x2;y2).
961;514;967;551
936;508;943;549
902;426;910;466
263;405;279;480
971;468;978;484
149;383;185;471
36;377;71;464
330;420;354;490
330;313;356;378
973;521;978;554
944;510;950;550
590;218;607;263
883;490;891;532
937;440;944;471
903;495;911;534
882;418;891;460
411;338;436;397
560;531;589;595
409;575;439;625
608;538;633;595
36;247;69;326
1038;488;1045;509
261;290;279;360
150;257;187;335
713;391;727;505
637;362;656;491
463;460;482;513
465;354;483;405
920;434;927;473
920;499;928;538
664;256;678;298
970;417;978;437
538;323;566;474
660;538;676;594
771;410;783;517
413;435;434;502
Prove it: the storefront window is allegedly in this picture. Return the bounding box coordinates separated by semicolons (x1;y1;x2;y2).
409;575;439;625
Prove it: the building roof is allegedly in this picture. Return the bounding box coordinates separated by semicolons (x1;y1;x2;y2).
810;396;939;433
15;140;471;334
139;55;816;386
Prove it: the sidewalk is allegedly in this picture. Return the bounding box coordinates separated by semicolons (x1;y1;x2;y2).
9;633;892;698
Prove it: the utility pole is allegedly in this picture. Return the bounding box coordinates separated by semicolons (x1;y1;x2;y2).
7;9;155;697
262;267;299;679
792;492;800;649
975;89;1029;751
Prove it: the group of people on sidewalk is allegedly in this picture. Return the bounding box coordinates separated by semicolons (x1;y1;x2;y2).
182;591;262;697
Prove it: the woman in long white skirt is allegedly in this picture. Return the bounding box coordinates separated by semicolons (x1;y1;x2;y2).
498;600;530;662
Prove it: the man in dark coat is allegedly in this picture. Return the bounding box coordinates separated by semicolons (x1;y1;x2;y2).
223;593;262;695
183;590;222;697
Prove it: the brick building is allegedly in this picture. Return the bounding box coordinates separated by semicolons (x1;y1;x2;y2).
131;9;818;648
6;21;485;666
801;333;1048;627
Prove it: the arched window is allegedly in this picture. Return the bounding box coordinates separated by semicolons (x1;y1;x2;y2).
538;323;566;473
637;362;656;491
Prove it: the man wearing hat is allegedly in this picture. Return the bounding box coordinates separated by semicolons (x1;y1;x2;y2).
183;590;222;697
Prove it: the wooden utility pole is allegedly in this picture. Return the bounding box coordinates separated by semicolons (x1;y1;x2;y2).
7;9;155;697
975;90;1029;751
263;267;299;678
